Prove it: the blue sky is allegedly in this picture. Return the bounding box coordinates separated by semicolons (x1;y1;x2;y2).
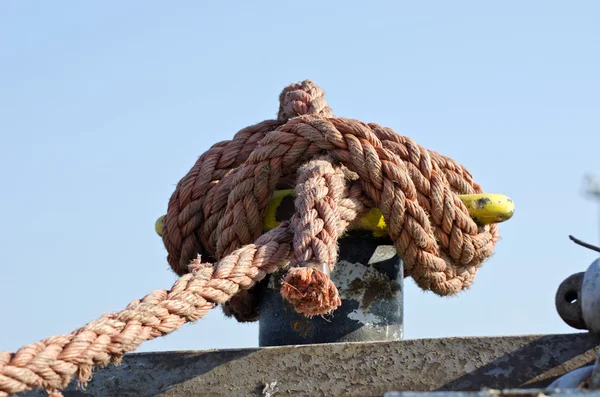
1;1;599;354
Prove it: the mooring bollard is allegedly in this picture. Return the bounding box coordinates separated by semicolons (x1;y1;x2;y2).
257;234;404;347
154;188;512;348
257;232;403;346
256;188;404;347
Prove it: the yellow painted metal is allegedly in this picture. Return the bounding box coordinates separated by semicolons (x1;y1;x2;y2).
458;193;515;226
262;189;291;232
154;191;514;237
155;215;165;237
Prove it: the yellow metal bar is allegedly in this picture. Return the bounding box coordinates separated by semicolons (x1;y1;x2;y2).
155;191;514;238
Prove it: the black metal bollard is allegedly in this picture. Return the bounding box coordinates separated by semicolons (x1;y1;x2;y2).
257;230;404;347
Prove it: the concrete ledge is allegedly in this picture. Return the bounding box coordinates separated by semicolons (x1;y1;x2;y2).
21;333;600;397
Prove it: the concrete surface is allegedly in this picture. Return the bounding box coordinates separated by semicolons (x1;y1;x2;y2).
20;332;600;397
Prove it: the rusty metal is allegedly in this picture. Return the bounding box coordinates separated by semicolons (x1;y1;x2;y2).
257;231;404;346
20;333;600;397
257;191;405;347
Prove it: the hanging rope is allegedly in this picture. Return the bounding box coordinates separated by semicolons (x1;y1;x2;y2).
0;80;499;396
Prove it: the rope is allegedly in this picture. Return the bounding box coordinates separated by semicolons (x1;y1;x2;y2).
282;156;368;316
0;80;499;396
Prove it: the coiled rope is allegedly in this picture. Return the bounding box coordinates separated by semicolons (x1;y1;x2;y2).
0;80;499;396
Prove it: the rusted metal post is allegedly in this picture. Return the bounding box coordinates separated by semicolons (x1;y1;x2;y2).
257;231;404;347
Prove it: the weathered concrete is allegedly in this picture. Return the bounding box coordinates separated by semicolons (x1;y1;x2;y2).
20;333;600;397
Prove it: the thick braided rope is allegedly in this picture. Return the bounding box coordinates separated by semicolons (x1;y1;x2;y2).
0;225;292;397
290;156;348;269
162;80;499;322
212;114;499;296
282;156;366;315
0;80;500;396
162;79;332;274
162;80;333;322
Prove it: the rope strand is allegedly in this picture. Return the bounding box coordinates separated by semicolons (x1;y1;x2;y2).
281;156;363;315
0;225;293;397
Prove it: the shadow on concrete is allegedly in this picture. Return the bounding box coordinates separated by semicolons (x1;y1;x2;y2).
21;347;258;397
438;333;600;391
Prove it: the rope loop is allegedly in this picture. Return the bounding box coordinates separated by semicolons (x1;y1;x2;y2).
277;79;334;121
162;80;499;321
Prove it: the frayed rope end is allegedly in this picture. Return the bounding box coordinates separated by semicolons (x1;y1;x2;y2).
280;265;341;317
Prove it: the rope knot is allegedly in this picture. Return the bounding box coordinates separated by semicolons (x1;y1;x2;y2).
0;80;504;397
161;79;500;323
277;79;334;121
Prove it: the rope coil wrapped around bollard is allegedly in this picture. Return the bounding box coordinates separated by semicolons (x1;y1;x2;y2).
0;80;501;396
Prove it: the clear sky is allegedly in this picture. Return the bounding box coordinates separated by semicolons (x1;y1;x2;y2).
1;1;599;355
